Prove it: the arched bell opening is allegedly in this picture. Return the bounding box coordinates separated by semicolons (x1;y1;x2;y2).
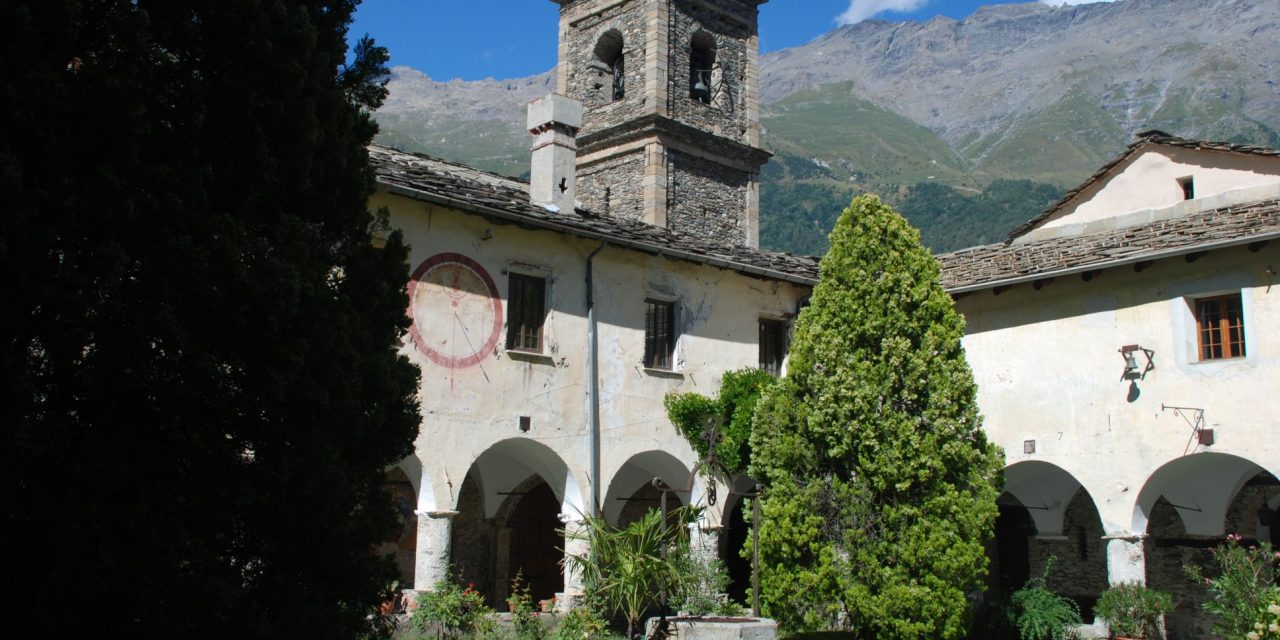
592;29;625;102
689;31;717;104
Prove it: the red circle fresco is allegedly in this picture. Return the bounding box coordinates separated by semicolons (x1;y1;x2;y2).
406;252;503;369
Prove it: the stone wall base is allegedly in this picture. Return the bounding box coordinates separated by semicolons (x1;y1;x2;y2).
644;616;777;640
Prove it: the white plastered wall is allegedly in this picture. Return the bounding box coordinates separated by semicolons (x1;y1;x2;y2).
958;240;1280;537
374;185;807;538
1030;147;1280;238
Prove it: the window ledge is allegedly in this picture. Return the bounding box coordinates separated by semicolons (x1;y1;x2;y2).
1190;355;1247;365
641;366;684;379
506;349;555;365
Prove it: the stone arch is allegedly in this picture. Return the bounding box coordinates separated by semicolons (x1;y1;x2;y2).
591;28;625;102
1003;460;1101;537
456;437;585;518
379;466;418;588
449;438;585;607
1136;453;1279;639
395;453;436;512
603;449;693;526
1131;451;1270;536
689;30;717;104
718;473;760;605
997;461;1107;620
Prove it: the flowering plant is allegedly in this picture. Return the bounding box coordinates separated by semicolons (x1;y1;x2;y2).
1245;591;1280;640
1186;534;1278;640
413;578;497;638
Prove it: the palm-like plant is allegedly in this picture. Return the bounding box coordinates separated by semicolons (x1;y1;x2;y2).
563;506;695;638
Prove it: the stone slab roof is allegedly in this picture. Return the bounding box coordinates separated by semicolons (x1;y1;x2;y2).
939;197;1280;293
369;145;819;284
1007;131;1280;240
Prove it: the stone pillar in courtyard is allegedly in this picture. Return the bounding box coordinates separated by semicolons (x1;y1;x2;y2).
1103;531;1147;585
688;522;721;564
415;510;458;590
559;516;589;611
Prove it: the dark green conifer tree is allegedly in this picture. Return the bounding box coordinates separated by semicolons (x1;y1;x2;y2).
1;1;419;637
749;195;1002;638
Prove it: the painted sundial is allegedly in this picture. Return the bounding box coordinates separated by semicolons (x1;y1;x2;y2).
407;253;503;369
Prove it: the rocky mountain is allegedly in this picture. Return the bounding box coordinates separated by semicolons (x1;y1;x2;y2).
372;0;1280;253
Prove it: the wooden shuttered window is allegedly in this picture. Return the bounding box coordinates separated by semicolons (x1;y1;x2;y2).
644;299;675;370
759;319;786;376
1196;293;1245;360
506;273;546;352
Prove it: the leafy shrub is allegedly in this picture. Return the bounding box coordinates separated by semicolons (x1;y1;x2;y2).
669;549;737;617
507;571;547;640
665;368;774;474
563;507;696;638
1186;534;1278;639
1009;560;1082;640
970;594;1020;640
1246;589;1280;640
1094;582;1171;638
549;601;610;640
412;579;497;638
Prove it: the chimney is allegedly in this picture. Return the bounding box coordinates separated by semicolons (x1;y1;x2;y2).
527;94;583;213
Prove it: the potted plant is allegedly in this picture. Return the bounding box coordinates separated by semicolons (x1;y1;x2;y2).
1095;582;1173;639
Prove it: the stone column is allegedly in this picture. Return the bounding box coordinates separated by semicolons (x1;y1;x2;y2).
415;510;458;590
1103;532;1147;585
558;516;589;612
493;524;512;604
688;523;721;564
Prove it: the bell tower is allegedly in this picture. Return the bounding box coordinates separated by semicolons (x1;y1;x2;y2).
551;0;770;248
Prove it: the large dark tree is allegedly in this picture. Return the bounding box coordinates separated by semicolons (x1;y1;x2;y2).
1;1;420;637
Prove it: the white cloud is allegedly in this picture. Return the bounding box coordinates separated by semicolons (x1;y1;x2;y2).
835;0;930;26
1041;0;1120;5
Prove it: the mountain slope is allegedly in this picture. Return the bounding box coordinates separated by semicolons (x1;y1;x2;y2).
371;0;1280;251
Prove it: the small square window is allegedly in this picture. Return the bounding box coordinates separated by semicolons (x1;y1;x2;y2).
644;299;676;370
506;273;546;352
1195;293;1245;360
1178;176;1195;200
759;319;787;376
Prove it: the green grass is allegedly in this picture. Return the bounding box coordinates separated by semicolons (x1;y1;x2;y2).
374;114;529;177
761;82;970;189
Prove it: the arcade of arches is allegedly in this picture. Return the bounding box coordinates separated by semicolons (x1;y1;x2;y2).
989;454;1279;640
377;442;761;610
383;442;1276;639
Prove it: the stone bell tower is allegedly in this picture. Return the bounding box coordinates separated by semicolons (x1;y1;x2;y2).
551;0;771;248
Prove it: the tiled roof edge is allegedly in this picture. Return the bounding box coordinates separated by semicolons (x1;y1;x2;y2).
940;197;1280;293
368;145;821;285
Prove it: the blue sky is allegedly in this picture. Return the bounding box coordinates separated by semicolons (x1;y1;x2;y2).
349;1;1109;81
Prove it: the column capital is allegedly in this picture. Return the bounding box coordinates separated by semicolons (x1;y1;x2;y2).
1102;531;1148;542
419;509;459;519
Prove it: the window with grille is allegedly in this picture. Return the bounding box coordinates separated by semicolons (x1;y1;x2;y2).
759;319;786;376
506;273;546;352
644;299;676;370
1196;293;1245;360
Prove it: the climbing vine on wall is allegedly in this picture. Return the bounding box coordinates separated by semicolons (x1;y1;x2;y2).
665;368;775;474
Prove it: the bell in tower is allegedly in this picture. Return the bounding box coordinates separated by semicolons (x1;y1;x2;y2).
551;0;771;248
